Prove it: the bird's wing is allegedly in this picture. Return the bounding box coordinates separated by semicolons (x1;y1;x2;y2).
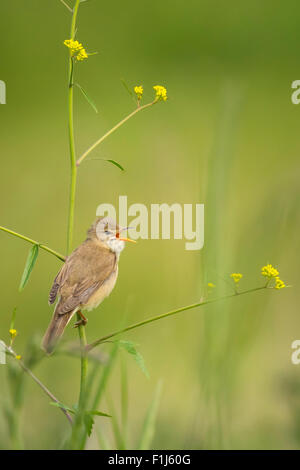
48;260;70;305
50;241;117;315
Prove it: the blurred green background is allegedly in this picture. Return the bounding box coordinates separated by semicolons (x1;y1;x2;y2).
0;0;300;449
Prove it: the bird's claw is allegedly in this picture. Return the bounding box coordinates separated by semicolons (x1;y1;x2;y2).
73;318;88;328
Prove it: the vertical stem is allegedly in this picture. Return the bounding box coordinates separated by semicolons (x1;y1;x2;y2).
70;312;88;448
67;59;77;255
77;313;88;408
67;0;80;255
66;1;88;447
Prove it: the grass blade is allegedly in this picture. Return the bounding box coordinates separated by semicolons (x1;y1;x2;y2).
137;381;162;450
120;79;133;97
92;342;119;410
106;394;126;450
19;244;39;291
121;359;128;439
75;83;98;113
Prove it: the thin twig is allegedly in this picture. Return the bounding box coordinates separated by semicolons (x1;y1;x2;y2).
59;0;73;12
76;101;156;166
5;346;73;425
0;225;65;261
86;286;268;352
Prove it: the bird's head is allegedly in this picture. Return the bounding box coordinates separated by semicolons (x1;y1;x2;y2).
87;217;136;253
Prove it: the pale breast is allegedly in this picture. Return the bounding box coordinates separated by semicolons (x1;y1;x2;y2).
83;266;118;312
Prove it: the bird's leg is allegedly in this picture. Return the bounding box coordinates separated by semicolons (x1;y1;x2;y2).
73;310;88;328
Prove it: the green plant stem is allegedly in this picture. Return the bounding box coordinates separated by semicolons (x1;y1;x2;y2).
76;101;156;166
66;1;89;448
5;346;73;425
66;0;80;255
86;286;268;352
0;225;65;261
77;313;88;408
70;312;88;448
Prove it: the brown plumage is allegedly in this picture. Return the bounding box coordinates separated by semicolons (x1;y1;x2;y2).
42;217;132;354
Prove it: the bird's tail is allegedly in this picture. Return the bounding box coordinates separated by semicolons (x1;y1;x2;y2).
42;305;76;354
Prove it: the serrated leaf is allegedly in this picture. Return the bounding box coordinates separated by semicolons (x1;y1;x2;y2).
84;412;95;437
19;244;39;291
50;401;75;413
118;340;149;378
105;159;125;172
75;83;98;113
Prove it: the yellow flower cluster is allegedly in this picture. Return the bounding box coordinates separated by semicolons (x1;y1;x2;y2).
261;264;279;278
64;39;88;61
133;84;168;103
153;85;167;101
9;328;17;339
261;264;286;290
275;277;285;290
77;48;88;61
15;355;21;360
207;282;215;289
134;85;143;100
230;273;243;284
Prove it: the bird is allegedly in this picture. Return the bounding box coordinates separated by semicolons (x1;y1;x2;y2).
42;217;135;354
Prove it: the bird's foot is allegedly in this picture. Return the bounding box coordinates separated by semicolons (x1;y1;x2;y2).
73;310;88;328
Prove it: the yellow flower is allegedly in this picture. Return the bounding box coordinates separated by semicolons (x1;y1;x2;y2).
275;277;285;290
64;38;88;61
64;39;83;54
207;282;215;289
261;264;279;278
76;48;88;61
153;85;167;101
15;355;21;360
230;273;243;283
134;85;143;100
9;328;17;339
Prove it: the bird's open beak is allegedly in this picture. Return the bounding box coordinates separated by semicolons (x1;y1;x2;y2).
118;236;136;243
116;229;136;243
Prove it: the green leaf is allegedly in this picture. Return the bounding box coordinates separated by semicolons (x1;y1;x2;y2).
19;244;39;291
83;410;110;437
121;79;133;97
49;401;75;413
118;340;149;378
84;412;95;437
88;409;111;418
105;159;125;172
75;83;98;113
137;381;162;450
